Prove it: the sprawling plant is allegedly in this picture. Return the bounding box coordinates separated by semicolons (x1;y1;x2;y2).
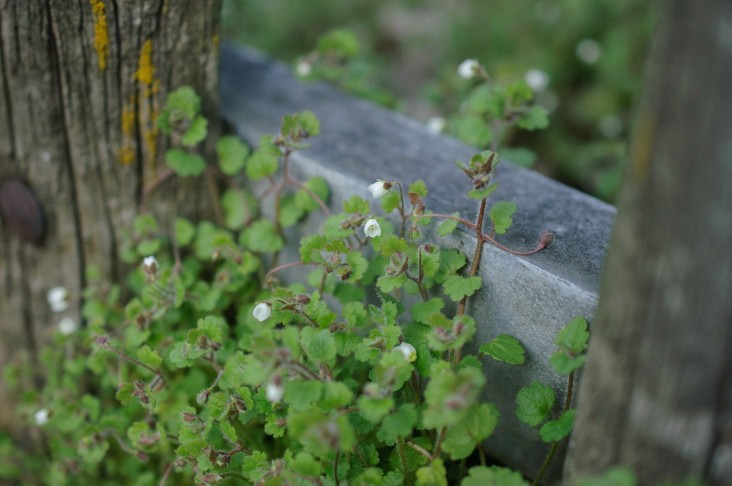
6;65;597;485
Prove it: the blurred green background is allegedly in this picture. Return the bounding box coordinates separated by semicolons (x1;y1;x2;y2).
221;0;656;203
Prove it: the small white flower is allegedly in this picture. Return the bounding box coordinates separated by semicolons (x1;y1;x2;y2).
34;408;49;425
599;115;623;138
426;117;446;134
394;342;417;362
142;255;158;275
58;317;78;336
457;59;480;80
266;379;284;403
47;287;69;313
524;69;550;92
363;218;381;238
368;180;390;199
576;39;602;64
296;60;312;77
253;302;272;322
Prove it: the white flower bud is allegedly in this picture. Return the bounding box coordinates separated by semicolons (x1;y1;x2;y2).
58;317;78;335
34;408;49;425
524;69;550;92
576;39;602;64
142;255;158;275
47;287;69;313
458;59;480;80
266;380;284;403
394;342;417;362
363;218;381;238
296;60;312;77
368;180;390;199
253;302;272;322
426;117;446;134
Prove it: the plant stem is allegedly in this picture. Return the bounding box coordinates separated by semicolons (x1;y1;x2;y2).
406;441;433;461
457;197;488;316
285;174;331;215
419;213;478;230
266;260;317;279
396;182;407;237
432;426;447;460
397;438;413;486
482;233;551;256
334;450;340;486
531;370;576;486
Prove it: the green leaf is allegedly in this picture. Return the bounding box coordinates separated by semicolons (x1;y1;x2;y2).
409;179;428;197
550;352;587;376
381;190;401;213
515;381;555;427
239;219;284;253
196;315;227;343
377;274;407;293
462;466;529;486
556;316;590;355
517;105;549;131
423;363;485;429
241;450;269;482
442;403;499;459
480;335;525;365
540;409;576;443
467;183;498;200
436;215;459;236
175;217;196;246
217;136;249;175
377;404;417;445
219;419;238;444
319;382;354;410
501;147;537;168
292;452;321;477
451;114;492;147
411;298;445;324
302;328;337;364
295;177;330;212
415;458;447;486
246;147;279;180
181;115;208;146
574;467;637;486
343;195;370;214
379;235;408;257
489;201;517;234
285;380;324;411
443;275;482;301
164;86;200;119
357;396;394;424
137;345;162;369
165;149;205;176
221;189;255;231
346;251;368;282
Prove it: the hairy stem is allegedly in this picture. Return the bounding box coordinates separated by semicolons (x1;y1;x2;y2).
532;370;576;486
397;438;413;486
457;197;488;316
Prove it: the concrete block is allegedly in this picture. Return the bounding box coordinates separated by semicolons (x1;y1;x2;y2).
219;43;616;482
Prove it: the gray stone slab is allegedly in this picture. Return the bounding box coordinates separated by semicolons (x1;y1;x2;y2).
219;42;616;482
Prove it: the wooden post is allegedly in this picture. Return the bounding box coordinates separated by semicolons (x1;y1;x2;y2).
564;1;732;483
0;0;221;431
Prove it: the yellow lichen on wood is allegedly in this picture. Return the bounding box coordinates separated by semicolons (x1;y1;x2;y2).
89;0;109;71
135;40;155;85
118;101;136;165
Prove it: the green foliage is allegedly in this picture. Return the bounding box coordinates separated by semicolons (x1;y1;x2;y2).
14;86;583;486
489;201;518;235
462;466;529;486
480;335;526;365
516;381;556;427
